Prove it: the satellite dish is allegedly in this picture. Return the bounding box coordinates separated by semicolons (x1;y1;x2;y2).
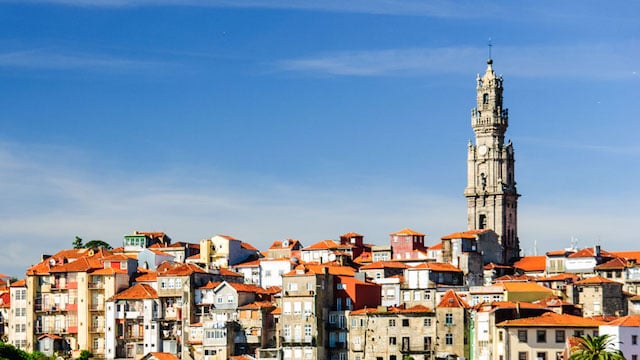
49;258;56;266
282;240;289;247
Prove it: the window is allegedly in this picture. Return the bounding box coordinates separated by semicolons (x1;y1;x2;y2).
499;331;504;342
536;352;546;360
294;302;302;314
389;337;396;345
445;333;453;345
555;330;565;343
283;325;290;338
556;352;563;360
403;292;411;301
518;330;528;342
424;291;431;300
337;283;346;290
283;302;291;314
632;356;638;360
633;335;638;345
574;330;584;337
329;314;337;323
537;330;546;343
389;319;396;327
216;296;223;304
424;318;432;327
346;298;352;310
414;292;421;301
336;298;342;311
227;295;234;303
288;283;298;291
518;352;527;360
304;324;312;337
402;319;409;327
445;313;453;325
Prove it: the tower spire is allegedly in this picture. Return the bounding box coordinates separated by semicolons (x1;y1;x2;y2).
465;58;520;264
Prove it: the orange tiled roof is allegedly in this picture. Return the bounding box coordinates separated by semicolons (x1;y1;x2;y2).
234;259;261;267
534;296;573;307
497;312;606;327
219;267;244;277
302;240;341;251
216;234;238;241
568;247;614;258
428;242;443;250
90;267;127;275
350;304;433;315
473;300;548;312
390;228;425;236
50;256;103;273
238;301;276;310
10;279;26;287
546;249;575;256
134;269;158;282
268;239;301;250
412;262;462;272
513;256;546;272
271;307;282;315
494;274;533;282
484;263;512;270
574;275;622;285
612;251;640;263
241;242;258;251
157;262;208;276
497;282;553;293
606;315;640;326
441;229;491;240
437;289;470;308
341;232;363;238
595;257;628;270
359;261;408;270
353;252;372;264
535;273;579;282
148;353;180;360
109;284;158;300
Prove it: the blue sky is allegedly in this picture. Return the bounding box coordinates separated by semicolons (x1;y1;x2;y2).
1;1;638;277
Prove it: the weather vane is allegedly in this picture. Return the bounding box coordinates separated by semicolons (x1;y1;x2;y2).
488;37;492;59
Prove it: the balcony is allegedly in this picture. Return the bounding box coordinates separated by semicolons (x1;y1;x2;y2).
401;345;433;354
90;304;104;311
90;325;105;333
329;342;347;350
88;282;104;289
281;336;315;346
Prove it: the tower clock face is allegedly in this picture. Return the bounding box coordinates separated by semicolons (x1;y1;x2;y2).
478;145;488;155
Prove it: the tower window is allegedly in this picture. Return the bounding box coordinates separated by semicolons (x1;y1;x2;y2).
483;93;489;104
479;215;487;229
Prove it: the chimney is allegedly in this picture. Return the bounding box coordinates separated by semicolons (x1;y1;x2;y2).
595;245;601;257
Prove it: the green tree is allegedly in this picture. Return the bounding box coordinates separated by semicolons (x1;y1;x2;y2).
79;350;93;360
72;236;84;249
0;341;30;360
569;334;625;360
83;240;112;250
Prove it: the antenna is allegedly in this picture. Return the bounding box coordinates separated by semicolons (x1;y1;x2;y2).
488;37;493;59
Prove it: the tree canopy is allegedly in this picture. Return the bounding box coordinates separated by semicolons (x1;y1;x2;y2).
569;334;625;360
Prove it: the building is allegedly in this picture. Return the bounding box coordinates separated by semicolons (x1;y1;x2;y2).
105;284;161;359
464;58;520;264
599;315;640;360
348;305;436;360
435;290;471;359
496;312;606;360
389;228;427;261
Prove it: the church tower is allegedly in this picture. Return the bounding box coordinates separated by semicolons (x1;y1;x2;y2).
464;58;520;263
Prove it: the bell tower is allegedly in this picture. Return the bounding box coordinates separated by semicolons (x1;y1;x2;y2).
464;58;520;263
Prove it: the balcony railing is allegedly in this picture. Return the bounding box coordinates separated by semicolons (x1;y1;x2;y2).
401;345;433;354
88;282;104;289
281;336;315;345
90;304;104;311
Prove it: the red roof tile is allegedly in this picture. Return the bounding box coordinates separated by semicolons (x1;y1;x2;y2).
513;256;546;272
497;312;606;327
391;228;425;236
302;240;341;251
411;262;462;272
575;275;622;285
595;257;628;270
359;261;408;270
568;247;614;259
148;353;180;360
241;242;258;251
606;315;640;326
10;279;26;287
441;229;491;240
437;290;470;308
109;284;158;300
341;232;363;238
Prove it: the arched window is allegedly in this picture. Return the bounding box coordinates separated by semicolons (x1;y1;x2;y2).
482;93;489;104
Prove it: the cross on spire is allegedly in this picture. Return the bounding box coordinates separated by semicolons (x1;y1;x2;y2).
488;37;492;59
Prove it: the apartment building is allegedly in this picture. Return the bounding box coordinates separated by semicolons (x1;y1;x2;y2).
496;312;606;360
348;305;436;360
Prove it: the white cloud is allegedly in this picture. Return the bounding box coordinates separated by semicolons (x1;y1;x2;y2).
5;0;503;18
0;49;166;71
277;43;640;80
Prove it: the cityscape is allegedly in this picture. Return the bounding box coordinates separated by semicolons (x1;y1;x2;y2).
1;2;639;360
2;58;639;360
